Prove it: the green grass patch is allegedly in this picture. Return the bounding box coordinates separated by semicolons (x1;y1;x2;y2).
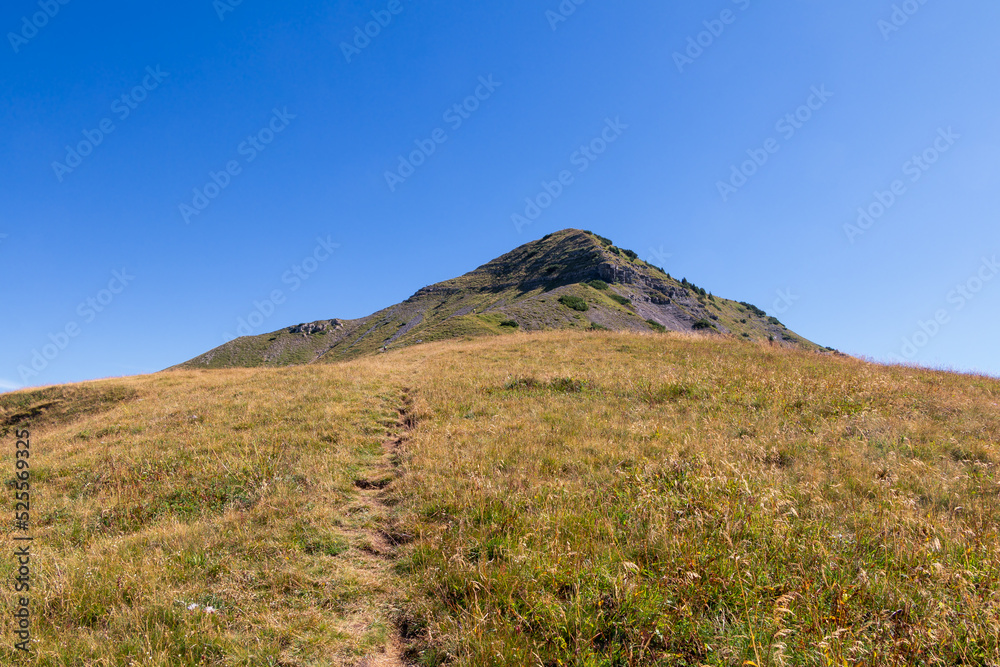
558;295;589;312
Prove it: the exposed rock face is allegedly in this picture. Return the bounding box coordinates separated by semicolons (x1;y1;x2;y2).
649;293;671;305
598;262;637;285
410;286;461;299
288;320;342;335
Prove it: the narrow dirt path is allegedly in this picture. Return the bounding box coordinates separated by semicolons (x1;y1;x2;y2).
350;388;415;667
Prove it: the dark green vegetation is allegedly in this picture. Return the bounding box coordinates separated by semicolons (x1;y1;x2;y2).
609;294;632;306
175;229;823;370
558;295;590;312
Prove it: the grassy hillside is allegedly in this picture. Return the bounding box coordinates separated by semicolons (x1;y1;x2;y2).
3;331;999;665
176;229;823;371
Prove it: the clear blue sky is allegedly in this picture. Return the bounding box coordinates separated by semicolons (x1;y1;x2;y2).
3;0;999;392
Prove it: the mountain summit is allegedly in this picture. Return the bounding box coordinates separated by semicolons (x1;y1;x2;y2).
175;229;822;369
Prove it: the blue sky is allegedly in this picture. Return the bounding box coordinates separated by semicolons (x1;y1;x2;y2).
2;0;999;392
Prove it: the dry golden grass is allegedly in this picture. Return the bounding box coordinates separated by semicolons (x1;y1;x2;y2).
1;363;414;665
386;331;1000;666
2;330;999;665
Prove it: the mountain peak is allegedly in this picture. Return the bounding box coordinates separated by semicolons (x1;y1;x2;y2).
174;230;824;370
428;229;651;295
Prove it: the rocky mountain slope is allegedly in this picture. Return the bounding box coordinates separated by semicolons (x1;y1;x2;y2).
174;229;824;369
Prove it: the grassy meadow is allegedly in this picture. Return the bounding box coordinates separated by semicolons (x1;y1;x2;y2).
2;330;999;665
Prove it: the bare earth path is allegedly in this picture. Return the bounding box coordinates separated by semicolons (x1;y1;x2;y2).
350;388;415;667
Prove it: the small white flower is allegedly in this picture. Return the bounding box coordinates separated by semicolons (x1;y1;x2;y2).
204;606;216;614
187;603;199;611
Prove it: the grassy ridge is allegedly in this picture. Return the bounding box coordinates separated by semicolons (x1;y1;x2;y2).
2;331;998;665
390;333;1000;665
0;366;410;665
